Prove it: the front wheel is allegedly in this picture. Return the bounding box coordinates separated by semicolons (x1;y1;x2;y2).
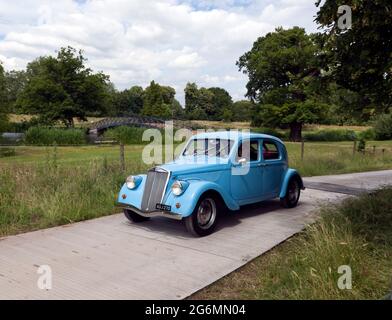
185;195;221;237
280;178;301;208
124;209;150;223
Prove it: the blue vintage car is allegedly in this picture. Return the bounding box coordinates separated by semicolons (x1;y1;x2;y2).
118;131;304;236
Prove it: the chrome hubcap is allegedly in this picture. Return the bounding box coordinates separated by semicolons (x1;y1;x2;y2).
196;198;216;230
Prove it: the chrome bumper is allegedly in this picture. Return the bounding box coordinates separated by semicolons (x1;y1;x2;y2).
117;203;183;220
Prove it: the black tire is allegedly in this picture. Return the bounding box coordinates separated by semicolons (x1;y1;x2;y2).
124;209;150;223
185;194;222;237
280;177;301;208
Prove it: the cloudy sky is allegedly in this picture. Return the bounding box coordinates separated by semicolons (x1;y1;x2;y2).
0;0;319;104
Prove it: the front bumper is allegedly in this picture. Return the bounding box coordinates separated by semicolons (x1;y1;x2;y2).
117;203;183;220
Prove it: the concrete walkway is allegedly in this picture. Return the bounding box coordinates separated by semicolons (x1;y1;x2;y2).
0;170;391;299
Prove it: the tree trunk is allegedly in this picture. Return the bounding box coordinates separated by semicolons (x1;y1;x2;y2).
289;122;302;142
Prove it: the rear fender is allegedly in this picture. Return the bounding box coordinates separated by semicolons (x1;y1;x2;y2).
279;169;304;198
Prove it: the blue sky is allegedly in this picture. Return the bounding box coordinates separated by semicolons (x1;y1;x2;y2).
0;0;319;104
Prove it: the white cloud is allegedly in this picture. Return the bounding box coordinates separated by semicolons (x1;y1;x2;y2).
0;0;319;104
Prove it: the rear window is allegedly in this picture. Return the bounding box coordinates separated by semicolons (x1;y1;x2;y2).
263;141;280;160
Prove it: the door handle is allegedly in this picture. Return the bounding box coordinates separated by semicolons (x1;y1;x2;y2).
258;163;268;167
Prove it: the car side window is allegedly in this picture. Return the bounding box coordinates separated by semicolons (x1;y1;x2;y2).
237;140;259;162
263;140;280;160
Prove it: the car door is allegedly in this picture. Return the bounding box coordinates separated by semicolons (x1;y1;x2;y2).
230;139;264;204
261;139;285;198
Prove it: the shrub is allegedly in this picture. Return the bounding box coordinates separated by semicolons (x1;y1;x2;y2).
24;127;86;145
303;129;357;142
0;113;9;133
374;114;392;140
357;139;366;153
104;126;149;145
358;128;376;141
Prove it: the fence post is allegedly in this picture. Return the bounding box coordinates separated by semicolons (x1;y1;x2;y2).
373;145;376;155
120;143;125;174
301;140;305;161
353;140;357;157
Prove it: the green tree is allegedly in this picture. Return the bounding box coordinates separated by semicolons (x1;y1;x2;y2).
0;63;9;132
184;83;233;120
4;70;27;113
141;81;172;118
222;108;233;122
17;46;110;127
198;88;214;119
237;27;327;141
184;82;199;116
113;86;144;116
316;0;392;118
171;98;185;119
208;87;233;120
231;100;253;122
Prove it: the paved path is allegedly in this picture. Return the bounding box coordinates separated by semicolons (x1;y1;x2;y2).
0;170;391;299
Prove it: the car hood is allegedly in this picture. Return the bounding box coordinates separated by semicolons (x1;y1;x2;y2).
159;155;231;176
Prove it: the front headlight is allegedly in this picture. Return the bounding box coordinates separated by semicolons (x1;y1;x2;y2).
171;181;184;196
126;175;141;189
171;180;189;196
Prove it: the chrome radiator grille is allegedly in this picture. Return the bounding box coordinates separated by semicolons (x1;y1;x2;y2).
141;168;169;212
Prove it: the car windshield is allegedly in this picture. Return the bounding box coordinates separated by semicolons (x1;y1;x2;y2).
183;139;234;158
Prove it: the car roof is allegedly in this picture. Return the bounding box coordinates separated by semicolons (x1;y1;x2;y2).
191;131;284;145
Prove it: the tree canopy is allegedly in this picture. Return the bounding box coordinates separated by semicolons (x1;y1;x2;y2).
16;46;110;127
4;70;27;113
237;27;327;141
316;0;392;118
0;63;9;131
141;81;182;118
184;83;233;120
112;86;144;116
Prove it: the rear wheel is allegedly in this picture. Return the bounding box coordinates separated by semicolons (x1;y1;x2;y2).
280;177;301;208
124;209;150;223
185;195;221;237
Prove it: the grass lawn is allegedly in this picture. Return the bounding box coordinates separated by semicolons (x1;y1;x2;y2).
189;188;392;300
0;145;146;167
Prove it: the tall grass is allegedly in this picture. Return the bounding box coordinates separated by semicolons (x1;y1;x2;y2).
190;188;392;300
0;148;148;236
303;129;357;142
286;143;392;177
24;127;87;145
103;126;147;144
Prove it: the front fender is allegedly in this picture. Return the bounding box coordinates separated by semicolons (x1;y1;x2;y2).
117;174;147;208
279;169;304;198
164;180;239;217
